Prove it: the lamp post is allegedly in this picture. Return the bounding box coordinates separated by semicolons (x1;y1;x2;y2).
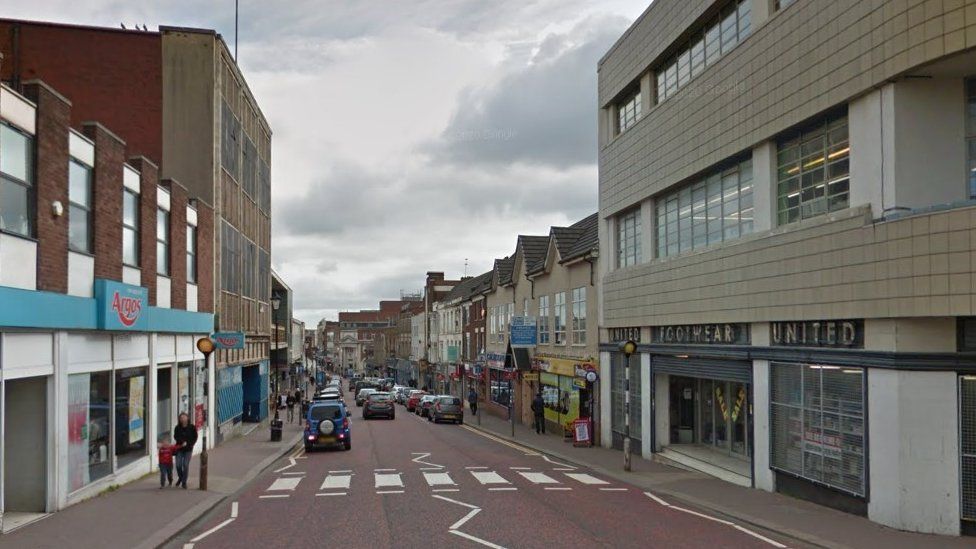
271;294;281;416
619;340;637;472
195;337;214;491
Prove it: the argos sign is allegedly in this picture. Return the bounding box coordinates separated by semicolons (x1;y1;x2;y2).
94;280;149;331
211;331;246;350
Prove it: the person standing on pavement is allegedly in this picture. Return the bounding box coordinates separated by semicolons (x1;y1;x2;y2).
531;392;545;434
174;413;198;489
468;387;478;416
286;393;296;423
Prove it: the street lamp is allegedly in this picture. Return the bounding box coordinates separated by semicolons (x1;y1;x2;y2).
195;336;214;491
270;293;281;412
619;339;637;472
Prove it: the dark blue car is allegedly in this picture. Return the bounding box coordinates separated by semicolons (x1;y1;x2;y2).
305;401;351;451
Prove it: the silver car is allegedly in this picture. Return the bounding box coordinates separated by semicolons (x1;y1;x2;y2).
356;388;377;407
429;396;464;424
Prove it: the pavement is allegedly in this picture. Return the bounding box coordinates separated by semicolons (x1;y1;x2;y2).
465;407;974;549
1;417;305;549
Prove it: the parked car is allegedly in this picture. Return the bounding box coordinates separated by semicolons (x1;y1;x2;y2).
363;392;395;419
429;396;464;424
417;394;438;418
406;390;426;412
356;388;377;406
394;386;411;404
304;401;351;451
313;388;343;403
391;386;406;402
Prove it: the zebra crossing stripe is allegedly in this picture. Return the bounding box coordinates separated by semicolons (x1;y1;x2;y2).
268;477;302;491
321;474;352;490
563;473;609;485
470;471;509;485
517;472;560;484
423;472;456;486
375;473;404;488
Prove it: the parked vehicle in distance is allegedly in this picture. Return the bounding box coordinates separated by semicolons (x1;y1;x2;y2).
406;390;426;412
417;394;437;418
429;396;464;424
356;388;377;406
391;386;406;403
363;392;395;419
304;401;351;451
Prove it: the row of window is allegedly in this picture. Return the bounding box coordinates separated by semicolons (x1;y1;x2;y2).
615;112;849;268
220;220;270;301
221;100;271;214
486;288;588;346
968;79;976;199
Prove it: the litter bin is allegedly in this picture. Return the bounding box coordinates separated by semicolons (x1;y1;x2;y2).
270;419;283;442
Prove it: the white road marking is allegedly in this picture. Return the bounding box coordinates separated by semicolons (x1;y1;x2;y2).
189;518;234;543
183;544;194;549
451;508;481;530
564;473;609;485
315;492;347;497
374;468;397;472
321;475;352;490
432;488;460;492
552;467;575;471
732;525;789;548
544;487;572;491
423;472;456;486
411;452;445;468
461;426;538;456
419;466;442;471
540;454;575;469
259;494;289;499
230;502;238;519
471;471;509;485
465;466;488;470
281;472;305;476
600;488;628;492
488;487;518;491
376;490;404;494
643;491;671;507
272;457;296;473
643;492;785;548
267;477;301;491
432;494;478;509
509;466;531;470
328;469;352;473
374;473;404;488
449;530;508;549
518;472;560;484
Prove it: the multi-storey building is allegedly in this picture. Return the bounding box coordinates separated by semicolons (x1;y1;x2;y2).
485;256;516;416
460;271;493;400
598;0;976;535
420;272;461;388
337;301;404;374
0;20;274;442
0;80;213;524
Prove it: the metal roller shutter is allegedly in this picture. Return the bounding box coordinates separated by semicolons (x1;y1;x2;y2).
652;356;752;383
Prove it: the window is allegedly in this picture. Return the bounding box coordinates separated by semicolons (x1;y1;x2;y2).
186;224;197;283
538;295;550;344
656;158;754;257
489;368;511;408
68;159;93;253
571;287;586;345
777;114;850;225
221;222;241;293
655;0;751;103
776;0;797;9
0;122;34;237
522;298;529;316
123;189;140;266
67;371;111;491
554;292;566;344
115;367;148;469
967;78;976;198
617;90;642;134
616;208;642;268
770;362;865;496
156;208;170;275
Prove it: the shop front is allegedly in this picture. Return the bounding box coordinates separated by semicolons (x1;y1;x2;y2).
533;355;598;437
485;353;511;418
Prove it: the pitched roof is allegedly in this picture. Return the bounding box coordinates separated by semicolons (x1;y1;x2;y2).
518;235;550;275
561;213;598;262
445;270;492;303
494;256;515;286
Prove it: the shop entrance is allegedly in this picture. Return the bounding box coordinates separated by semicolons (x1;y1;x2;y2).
3;376;49;531
668;375;752;475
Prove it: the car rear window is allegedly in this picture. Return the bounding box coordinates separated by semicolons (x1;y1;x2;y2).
310;405;343;420
369;393;392;402
440;397;461;405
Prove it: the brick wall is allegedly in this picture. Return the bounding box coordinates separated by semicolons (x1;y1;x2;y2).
128;156;158;305
23;81;70;293
165;180;188;309
83;122;124;281
195;199;215;313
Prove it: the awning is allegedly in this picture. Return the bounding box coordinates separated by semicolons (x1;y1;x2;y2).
508;347;531;371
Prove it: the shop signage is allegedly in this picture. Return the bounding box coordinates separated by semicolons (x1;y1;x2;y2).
510;316;537;348
770;320;863;348
94;279;149;331
447;345;459;362
608;327;642;343
572;418;592;447
212;331;246;350
523;372;539;381
573;378;587;389
652;324;748;345
486;353;506;369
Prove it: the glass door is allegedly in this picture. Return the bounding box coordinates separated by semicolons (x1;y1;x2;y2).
730;382;749;457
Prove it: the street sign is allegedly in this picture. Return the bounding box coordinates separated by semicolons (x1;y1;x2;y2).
510;316;537;348
523;372;539;382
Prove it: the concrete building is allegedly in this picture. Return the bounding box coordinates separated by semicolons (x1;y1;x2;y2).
0;81;213;530
0;19;275;443
597;0;976;535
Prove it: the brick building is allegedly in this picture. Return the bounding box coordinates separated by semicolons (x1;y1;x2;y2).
0;79;213;527
0;19;275;441
338;301;407;375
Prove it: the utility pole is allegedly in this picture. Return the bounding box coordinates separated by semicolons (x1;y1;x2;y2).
620;340;637;471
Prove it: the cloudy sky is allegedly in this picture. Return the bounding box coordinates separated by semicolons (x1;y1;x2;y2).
11;0;647;325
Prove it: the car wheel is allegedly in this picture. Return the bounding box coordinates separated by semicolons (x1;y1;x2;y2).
344;440;351;451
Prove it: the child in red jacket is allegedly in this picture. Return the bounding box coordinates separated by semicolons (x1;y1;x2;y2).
157;438;179;488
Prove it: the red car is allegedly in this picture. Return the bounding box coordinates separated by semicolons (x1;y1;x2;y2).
406;390;426;412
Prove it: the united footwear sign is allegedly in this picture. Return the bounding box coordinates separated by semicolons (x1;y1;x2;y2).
94;279;149;331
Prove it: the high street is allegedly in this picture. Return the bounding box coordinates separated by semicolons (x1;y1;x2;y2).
169;398;783;549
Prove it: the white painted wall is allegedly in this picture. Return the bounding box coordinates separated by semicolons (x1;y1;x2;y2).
156;335;176;363
654;372;669;452
112;334;150;370
752;142;774;232
123;165;140;193
67;251;94;298
186;283;198;312
848;86;891;219
156;187;170;211
156;276;171;308
1;85;36;134
0;233;37;290
1;332;54;379
640;353;652;458
599;350;612;448
750;322;775;491
122;266;141;286
867;369;960;535
68;131;94;166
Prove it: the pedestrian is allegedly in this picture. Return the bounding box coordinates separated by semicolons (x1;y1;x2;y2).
174;412;198;489
286;393;296;423
468;387;478;415
157;437;178;488
531;391;545;434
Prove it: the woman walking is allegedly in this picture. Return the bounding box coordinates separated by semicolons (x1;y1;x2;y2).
174;412;198;489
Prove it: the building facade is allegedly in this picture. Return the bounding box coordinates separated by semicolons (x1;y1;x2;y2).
0;81;213;528
598;0;976;535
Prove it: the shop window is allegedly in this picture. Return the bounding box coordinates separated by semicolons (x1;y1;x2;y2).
489;369;511;408
538;295;550;344
554;292;567;345
157;367;172;442
67;371;111;492
122;188;140;266
115;367;148;469
68;158;93;253
967;78;976;198
616;208;641;268
542;372;580;430
157;208;170;275
571;287;586;344
0;122;34;237
656;158;753;257
770;362;865;496
777;114;850;225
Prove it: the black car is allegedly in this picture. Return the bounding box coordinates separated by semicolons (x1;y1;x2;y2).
363;392;395;419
